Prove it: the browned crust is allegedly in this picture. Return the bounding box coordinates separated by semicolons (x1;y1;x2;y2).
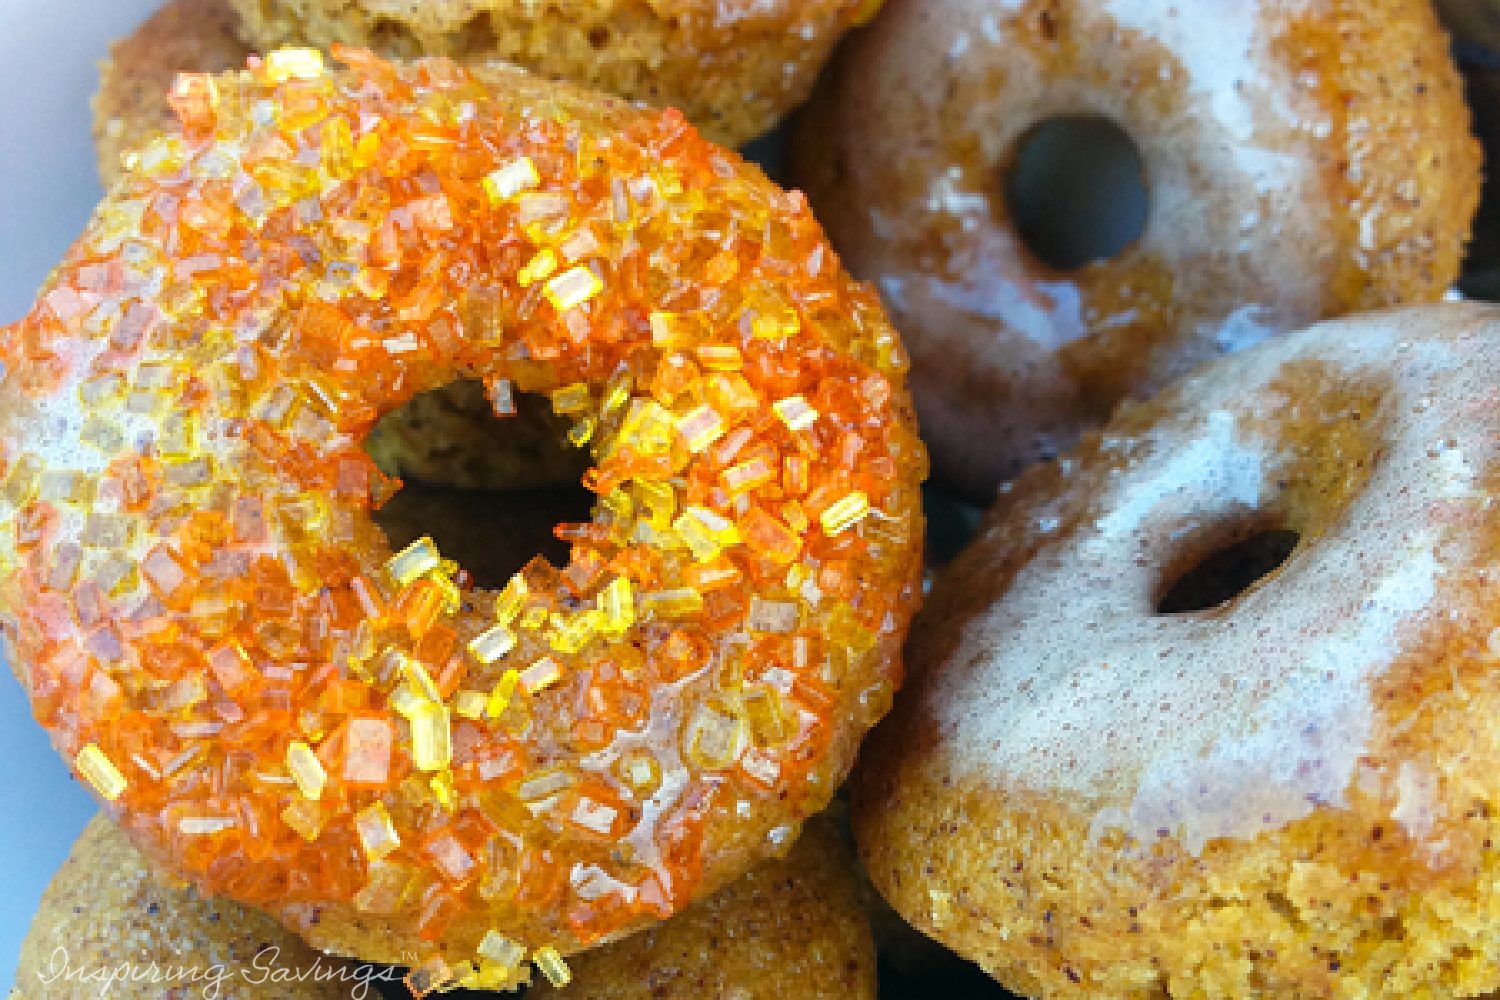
14;816;358;1000
529;815;878;999
92;0;252;189
1286;0;1482;311
224;0;868;147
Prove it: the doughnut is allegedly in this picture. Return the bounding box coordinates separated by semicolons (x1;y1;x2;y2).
791;0;1482;499
0;49;925;985
14;812;872;1000
224;0;880;148
13;815;364;1000
854;302;1500;997
531;814;877;999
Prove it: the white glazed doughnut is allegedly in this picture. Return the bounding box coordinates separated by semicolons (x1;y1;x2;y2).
793;0;1481;498
855;303;1500;997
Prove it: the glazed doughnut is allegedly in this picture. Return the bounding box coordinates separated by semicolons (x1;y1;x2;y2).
224;0;880;148
531;814;877;999
855;303;1500;997
792;0;1481;499
13;815;362;1000
0;49;925;986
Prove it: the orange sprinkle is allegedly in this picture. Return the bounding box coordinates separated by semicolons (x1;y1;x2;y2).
0;53;926;972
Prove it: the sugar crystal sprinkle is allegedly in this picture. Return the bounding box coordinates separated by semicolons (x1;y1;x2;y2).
533;946;572;988
0;51;925;975
75;744;127;801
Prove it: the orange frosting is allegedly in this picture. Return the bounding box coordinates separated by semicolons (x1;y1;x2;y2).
0;49;925;984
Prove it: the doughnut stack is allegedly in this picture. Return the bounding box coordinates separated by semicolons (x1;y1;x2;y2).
8;0;1500;999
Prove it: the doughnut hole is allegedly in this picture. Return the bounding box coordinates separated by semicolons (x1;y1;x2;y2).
1154;517;1302;614
365;380;593;588
1003;115;1149;271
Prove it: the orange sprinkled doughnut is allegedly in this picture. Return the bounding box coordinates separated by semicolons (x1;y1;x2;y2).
856;303;1500;997
0;49;925;986
792;0;1481;499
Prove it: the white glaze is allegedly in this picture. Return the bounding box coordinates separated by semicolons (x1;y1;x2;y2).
924;306;1497;853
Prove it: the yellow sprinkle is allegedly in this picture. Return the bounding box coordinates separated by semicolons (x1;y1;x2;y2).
454;690;489;720
550;382;592;414
648;311;697;347
683;702;748;770
601;370;633;415
820;491;872;536
517;247;559;287
617;749;661;792
494;575;529;626
544;266;603;312
429;770;458;812
478;931;527;968
672;506;740;562
782;501;810;534
75;744;127;801
549;611;603;655
635;479;677;528
642;588;705;618
483;156;541;203
750;306;802;340
468;624;517;665
387;536;441;587
463;963;528;992
675;405;726;453
519;655;565;695
3;454;41;506
401;657;443;704
772;395;819;432
533;946;572;989
281;798;324;842
410;703;453;772
487;669;521;719
264;47;326;82
321;117;354;176
617;398;675;455
597;577;636;634
286;740;327;801
389;683;429;720
601;488;634;521
354;802;401;862
428;570;462;614
567;417;596;447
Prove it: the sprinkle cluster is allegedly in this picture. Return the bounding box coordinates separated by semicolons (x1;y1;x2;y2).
0;49;925;987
